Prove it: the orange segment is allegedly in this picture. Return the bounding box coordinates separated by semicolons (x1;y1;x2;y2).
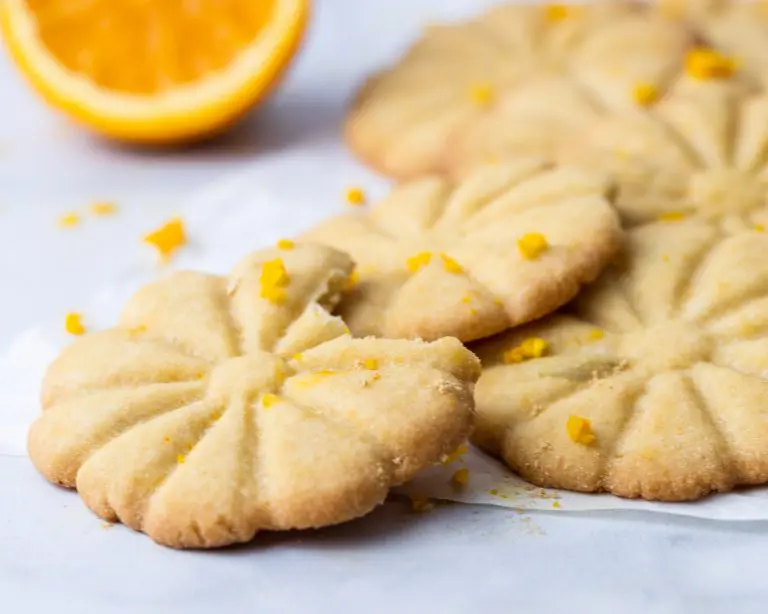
0;0;308;143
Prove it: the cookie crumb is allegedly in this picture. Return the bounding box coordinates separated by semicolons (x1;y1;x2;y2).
64;312;86;336
101;522;114;529
451;468;470;487
409;494;434;513
566;415;596;445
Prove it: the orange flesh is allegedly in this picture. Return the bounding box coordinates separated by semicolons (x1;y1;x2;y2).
28;0;276;94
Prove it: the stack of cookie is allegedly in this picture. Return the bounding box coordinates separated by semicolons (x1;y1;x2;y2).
27;0;768;549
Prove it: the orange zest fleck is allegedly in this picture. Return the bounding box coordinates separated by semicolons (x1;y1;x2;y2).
632;83;658;107
143;217;187;262
64;312;86;336
409;494;434;513
451;468;470;487
261;393;280;409
442;443;468;465
658;211;686;222
276;238;295;250
566;415;596;445
406;251;433;273
345;186;366;206
468;82;495;107
89;201;117;216
517;232;549;260
685;48;737;80
502;337;548;364
544;3;569;21
260;258;290;303
58;212;81;228
440;253;464;274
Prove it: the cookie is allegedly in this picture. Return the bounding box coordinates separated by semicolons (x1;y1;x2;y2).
300;159;623;343
472;220;768;501
558;82;768;228
29;243;481;549
345;1;691;179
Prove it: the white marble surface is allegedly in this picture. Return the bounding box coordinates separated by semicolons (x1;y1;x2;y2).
1;1;768;611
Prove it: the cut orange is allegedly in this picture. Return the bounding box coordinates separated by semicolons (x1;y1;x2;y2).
0;0;309;144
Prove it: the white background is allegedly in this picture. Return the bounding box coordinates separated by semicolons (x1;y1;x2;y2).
1;1;767;611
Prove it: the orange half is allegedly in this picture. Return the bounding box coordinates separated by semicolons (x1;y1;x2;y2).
0;0;309;143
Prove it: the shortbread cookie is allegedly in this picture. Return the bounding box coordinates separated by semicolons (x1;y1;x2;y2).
345;1;691;179
472;220;768;501
301;159;623;343
29;244;480;549
558;83;768;228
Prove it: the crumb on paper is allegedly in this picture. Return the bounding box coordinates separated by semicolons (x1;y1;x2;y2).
143;217;187;263
101;522;114;530
64;312;86;336
441;443;468;465
409;494;434;513
451;468;470;488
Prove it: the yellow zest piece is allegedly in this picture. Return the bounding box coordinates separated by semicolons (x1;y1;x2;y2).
685;48;738;80
406;251;433;273
261;393;280;409
461;295;472;304
566;415;596;445
64;312;86;336
409;494;434;513
502;337;548;364
544;3;569;22
58;212;80;228
0;0;310;145
552;501;561;509
127;324;147;335
588;329;605;341
442;444;468;465
209;410;222;422
468;82;494;107
632;83;658;107
517;233;549;260
293;352;303;361
440;253;464;274
345;186;366;206
89;201;117;216
143;217;187;262
276;238;295;250
176;453;186;464
260;258;291;303
755;224;765;232
451;468;470;487
658;211;686;222
346;269;359;289
362;358;379;370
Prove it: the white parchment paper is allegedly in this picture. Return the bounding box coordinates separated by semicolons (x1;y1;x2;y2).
3;150;768;521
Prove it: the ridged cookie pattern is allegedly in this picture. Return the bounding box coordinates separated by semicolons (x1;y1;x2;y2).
472;221;768;501
301;159;623;343
29;244;480;549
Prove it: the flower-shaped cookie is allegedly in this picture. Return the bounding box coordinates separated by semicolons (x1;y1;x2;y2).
558;83;768;229
472;221;768;501
29;244;481;548
345;1;691;178
300;159;623;343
